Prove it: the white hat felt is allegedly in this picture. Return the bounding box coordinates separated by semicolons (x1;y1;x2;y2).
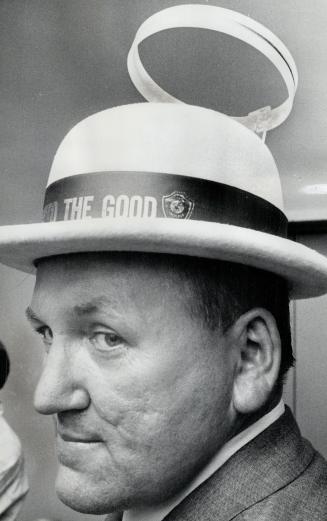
0;101;326;299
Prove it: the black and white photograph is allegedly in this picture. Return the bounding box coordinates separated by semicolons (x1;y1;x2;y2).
0;2;326;520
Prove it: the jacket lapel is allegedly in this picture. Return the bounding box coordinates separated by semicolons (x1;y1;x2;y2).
164;407;314;521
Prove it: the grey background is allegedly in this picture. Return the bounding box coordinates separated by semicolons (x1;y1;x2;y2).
0;1;326;520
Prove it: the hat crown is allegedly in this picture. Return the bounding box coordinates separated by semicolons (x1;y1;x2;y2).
48;103;284;211
2;104;327;300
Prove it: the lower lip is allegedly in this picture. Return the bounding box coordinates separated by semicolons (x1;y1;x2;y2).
57;435;102;445
56;436;103;460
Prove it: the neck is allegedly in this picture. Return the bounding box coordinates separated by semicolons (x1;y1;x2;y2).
234;392;283;437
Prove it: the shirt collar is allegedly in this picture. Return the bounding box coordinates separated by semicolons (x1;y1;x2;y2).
123;399;285;521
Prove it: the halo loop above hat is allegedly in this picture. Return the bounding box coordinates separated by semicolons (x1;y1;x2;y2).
127;4;298;138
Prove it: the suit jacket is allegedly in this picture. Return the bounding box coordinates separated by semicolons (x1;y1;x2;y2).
106;407;327;521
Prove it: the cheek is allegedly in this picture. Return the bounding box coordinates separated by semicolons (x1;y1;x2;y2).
87;339;233;460
57;337;235;510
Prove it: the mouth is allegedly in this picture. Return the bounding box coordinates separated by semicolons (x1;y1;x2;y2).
56;432;103;467
57;430;102;444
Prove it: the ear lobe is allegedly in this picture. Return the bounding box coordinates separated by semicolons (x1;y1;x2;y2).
231;308;281;415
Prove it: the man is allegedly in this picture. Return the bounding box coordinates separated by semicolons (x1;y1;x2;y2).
0;101;327;520
0;342;29;520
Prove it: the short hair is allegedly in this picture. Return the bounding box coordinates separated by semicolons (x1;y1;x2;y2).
0;341;10;389
164;254;294;394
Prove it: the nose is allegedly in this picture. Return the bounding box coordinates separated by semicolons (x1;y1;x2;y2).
34;338;90;415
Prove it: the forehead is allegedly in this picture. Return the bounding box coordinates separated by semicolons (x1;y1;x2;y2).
31;252;187;313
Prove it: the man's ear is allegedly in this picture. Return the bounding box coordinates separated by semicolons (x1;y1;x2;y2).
230;308;281;415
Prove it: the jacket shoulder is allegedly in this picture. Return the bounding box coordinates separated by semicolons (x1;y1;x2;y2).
238;444;327;520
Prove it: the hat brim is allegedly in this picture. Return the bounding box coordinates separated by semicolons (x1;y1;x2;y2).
0;218;326;299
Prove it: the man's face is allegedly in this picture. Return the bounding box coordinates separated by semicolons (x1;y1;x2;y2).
29;253;236;514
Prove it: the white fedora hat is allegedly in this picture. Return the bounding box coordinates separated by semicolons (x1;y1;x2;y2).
0;4;326;299
0;101;326;299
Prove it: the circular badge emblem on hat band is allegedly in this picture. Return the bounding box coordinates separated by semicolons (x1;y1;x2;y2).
43;171;288;238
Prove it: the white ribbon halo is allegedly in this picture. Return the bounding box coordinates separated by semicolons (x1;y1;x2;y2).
127;4;298;140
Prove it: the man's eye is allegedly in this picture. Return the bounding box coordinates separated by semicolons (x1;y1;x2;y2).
91;332;123;351
36;326;53;346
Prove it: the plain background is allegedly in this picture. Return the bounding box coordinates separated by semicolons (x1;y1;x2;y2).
0;1;326;520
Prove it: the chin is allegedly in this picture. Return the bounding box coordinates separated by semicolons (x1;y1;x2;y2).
55;465;128;515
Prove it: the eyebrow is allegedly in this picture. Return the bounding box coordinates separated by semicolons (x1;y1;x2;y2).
73;296;120;317
25;296;121;326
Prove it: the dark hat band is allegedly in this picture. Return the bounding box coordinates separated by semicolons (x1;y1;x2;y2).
43;171;288;237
